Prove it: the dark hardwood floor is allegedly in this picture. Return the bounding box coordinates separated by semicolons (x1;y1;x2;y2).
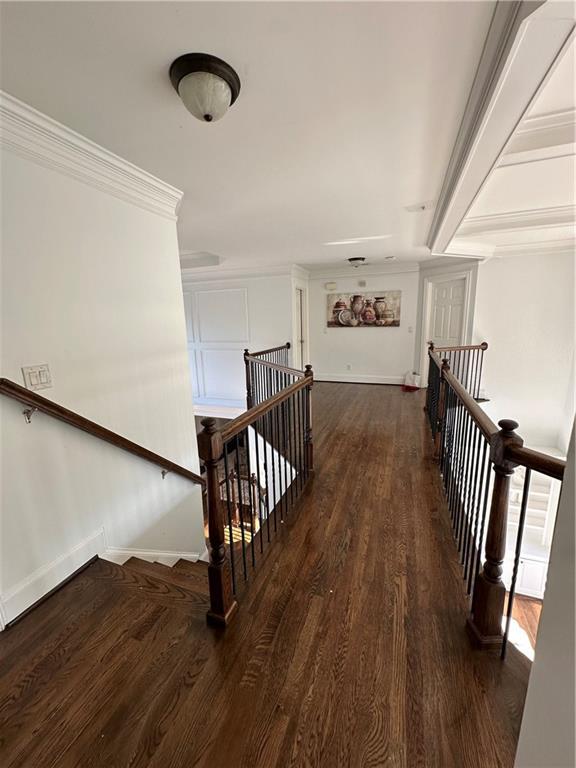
0;383;530;767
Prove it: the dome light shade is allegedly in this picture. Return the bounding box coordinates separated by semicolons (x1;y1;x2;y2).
169;53;241;123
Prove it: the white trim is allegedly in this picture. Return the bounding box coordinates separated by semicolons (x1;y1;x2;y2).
316;373;404;386
428;6;575;253
450;235;575;260
458;205;576;236
181;263;301;285
0;90;183;220
306;263;419;281
517;107;576;136
102;547;201;568
0;527;106;626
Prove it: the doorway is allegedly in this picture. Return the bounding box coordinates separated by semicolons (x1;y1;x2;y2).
419;272;472;386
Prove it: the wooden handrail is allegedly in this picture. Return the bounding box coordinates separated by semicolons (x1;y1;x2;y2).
0;378;205;486
249;342;291;358
222;374;311;443
442;367;498;441
429;341;488;352
244;356;305;378
505;444;566;481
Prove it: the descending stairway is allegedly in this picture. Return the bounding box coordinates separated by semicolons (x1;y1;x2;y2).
87;556;210;616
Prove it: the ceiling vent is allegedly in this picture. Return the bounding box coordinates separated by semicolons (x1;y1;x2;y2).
348;257;366;268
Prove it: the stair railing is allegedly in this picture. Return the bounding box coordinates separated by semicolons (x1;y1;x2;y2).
427;341;488;400
244;342;292;408
199;363;314;627
426;350;566;656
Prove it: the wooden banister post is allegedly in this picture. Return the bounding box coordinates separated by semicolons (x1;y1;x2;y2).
198;418;238;627
304;364;314;473
243;349;253;410
467;419;523;648
433;358;449;460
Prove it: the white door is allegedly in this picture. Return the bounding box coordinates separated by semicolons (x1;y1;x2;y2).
430;277;466;348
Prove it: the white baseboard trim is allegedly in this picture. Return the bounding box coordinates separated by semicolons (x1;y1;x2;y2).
102;547;201;567
0;530;204;629
316;373;404;386
0;527;105;626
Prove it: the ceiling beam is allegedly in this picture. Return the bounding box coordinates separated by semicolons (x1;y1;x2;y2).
427;0;575;254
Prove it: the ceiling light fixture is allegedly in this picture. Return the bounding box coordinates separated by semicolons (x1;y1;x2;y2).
169;53;241;123
324;235;392;246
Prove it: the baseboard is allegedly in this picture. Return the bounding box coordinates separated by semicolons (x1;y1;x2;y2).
102;547;201;567
316;373;404;386
0;527;106;625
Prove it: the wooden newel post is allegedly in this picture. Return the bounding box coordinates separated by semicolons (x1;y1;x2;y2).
304;364;314;473
433;358;450;460
467;419;523;648
198;418;238;627
243;349;253;410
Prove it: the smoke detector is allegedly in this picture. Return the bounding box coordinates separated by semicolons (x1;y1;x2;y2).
348;257;366;268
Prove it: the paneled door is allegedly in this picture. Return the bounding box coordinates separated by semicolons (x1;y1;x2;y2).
294;287;305;369
430;277;466;348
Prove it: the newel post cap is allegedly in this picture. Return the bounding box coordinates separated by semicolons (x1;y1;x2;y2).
491;419;523;470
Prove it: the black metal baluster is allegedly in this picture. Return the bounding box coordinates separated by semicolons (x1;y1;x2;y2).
297;387;304;493
458;409;473;556
244;426;257;569
446;392;459;518
253;415;264;555
234;434;248;581
473;457;494;594
501;467;532;659
467;439;489;595
463;424;481;578
269;408;278;533
449;397;463;524
261;408;271;544
222;446;237;595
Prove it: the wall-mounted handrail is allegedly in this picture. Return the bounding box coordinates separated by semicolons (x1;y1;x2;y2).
0;378;205;486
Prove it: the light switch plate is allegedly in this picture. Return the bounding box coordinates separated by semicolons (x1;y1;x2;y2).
22;364;52;391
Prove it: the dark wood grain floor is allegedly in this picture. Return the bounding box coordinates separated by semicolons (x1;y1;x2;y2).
0;383;530;768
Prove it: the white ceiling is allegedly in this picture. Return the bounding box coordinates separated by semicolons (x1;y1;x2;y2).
448;31;576;260
0;1;495;270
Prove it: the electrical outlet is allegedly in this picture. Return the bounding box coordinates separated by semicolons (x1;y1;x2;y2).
22;364;52;391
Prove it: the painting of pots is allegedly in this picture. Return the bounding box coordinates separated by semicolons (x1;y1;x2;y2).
326;291;401;327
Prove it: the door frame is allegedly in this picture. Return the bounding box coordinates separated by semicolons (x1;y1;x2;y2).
419;270;474;387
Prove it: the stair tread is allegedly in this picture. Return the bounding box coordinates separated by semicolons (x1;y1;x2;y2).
88;558;209;612
173;558;208;575
124;557;209;595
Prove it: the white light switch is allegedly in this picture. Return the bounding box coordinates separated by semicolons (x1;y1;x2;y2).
22;364;52;391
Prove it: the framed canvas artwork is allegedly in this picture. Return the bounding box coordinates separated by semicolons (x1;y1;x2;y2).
326;291;401;327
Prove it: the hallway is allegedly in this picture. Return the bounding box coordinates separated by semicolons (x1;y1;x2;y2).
0;383;530;768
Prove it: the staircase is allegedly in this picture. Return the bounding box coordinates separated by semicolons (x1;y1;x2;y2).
89;556;210;615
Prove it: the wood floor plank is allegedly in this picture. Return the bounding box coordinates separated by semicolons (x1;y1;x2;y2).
0;383;530;768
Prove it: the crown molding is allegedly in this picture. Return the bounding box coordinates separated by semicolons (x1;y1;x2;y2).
517;107;576;136
494;237;575;259
0;91;183;220
306;263;420;280
459;205;576;236
427;2;574;253
181;262;297;285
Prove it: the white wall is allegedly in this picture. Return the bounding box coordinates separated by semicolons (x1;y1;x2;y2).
182;273;294;408
473;251;574;450
308;266;419;384
0;134;204;624
514;428;575;768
